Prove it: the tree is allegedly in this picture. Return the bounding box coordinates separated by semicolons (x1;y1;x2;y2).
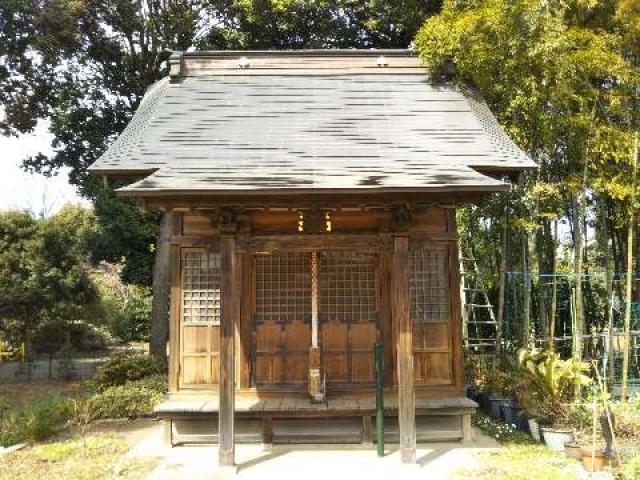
1;0;443;361
415;0;639;357
0;208;98;359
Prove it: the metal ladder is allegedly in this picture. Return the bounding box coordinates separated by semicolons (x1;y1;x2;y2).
459;243;499;353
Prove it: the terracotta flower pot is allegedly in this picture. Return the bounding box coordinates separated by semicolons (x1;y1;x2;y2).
580;447;607;472
564;442;582;459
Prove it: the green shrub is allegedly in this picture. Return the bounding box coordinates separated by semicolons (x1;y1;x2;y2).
33;320;111;354
0;395;21;447
89;374;166;419
0;394;72;446
110;286;152;342
94;353;163;389
621;453;640;480
21;394;71;442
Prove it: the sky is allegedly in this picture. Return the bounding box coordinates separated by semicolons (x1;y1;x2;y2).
0;123;88;216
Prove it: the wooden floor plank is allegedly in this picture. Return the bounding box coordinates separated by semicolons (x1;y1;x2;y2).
154;394;478;417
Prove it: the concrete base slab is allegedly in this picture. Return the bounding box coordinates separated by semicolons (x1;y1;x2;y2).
134;424;500;480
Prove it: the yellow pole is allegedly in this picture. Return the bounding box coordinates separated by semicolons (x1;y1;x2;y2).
622;132;638;403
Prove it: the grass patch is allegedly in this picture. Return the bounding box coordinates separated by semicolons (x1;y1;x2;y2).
460;443;579;480
467;413;580;479
0;432;159;480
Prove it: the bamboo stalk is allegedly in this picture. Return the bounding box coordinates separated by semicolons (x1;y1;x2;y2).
550;220;558;352
593;361;622;472
622;132;638;403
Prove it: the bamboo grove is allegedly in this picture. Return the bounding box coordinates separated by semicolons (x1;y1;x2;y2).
415;0;640;399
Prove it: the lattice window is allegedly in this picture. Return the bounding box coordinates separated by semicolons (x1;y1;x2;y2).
255;252;311;322
410;246;450;323
320;252;377;323
182;251;222;324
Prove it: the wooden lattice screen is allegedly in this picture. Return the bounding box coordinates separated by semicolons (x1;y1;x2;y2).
320;252;379;385
409;244;454;386
180;249;222;387
182;251;222;325
253;252;311;387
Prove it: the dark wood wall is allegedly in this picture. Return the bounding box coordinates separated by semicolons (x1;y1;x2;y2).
168;207;463;398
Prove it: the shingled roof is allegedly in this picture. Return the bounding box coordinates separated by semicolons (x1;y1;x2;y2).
89;50;536;197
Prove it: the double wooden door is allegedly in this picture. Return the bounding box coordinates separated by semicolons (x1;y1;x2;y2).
252;251;380;390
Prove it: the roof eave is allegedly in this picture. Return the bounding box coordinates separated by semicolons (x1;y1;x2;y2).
115;184;511;198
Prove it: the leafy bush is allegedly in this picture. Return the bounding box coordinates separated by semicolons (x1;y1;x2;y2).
89;374;166;419
33;320;111;354
0;395;21;447
515;347;592;427
610;399;640;441
621;453;640;480
1;394;72;446
94;353;163;390
21;394;72;442
110;286;152;342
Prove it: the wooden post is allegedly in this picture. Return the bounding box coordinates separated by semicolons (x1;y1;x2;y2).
392;234;416;464
168;213;182;393
219;233;236;467
150;212;172;363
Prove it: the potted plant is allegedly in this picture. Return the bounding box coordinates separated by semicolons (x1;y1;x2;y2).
540;414;575;452
464;354;491;412
580;446;607;472
501;400;528;431
487;363;508;420
514;348;592;449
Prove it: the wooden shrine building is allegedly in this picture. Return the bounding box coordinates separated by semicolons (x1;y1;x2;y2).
89;50;536;466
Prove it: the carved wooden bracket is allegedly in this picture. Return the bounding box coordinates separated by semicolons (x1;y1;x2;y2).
215;208;238;235
304;207;327;234
391;205;412;232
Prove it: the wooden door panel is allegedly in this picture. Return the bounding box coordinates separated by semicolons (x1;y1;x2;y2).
415;352;453;385
283;320;310;383
349;322;378;382
183;326;209;353
256;321;282;351
321;320;349;382
255;355;284;384
255;320;284;385
409;243;455;387
182;357;210;385
179;249;222;388
319;252;379;386
412;323;449;351
253;252;311;388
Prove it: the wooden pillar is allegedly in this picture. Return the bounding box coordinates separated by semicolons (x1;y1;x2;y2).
150;212;173;363
168;213;182;393
392;233;416;464
219;233;236;467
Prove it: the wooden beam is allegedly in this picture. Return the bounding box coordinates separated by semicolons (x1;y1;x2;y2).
392;234;416;464
219;234;236;467
236;234;393;253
